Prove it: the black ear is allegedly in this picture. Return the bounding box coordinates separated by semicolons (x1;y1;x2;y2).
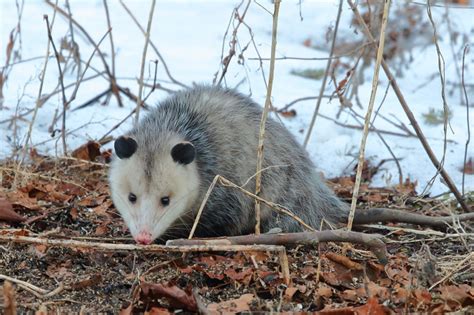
114;136;138;159
171;142;195;165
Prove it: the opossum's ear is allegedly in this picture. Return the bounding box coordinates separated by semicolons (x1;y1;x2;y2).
115;136;138;159
171;142;195;165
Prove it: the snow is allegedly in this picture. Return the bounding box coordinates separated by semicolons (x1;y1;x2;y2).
0;0;472;197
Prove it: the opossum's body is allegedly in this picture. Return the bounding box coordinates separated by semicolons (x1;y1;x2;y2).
109;85;349;244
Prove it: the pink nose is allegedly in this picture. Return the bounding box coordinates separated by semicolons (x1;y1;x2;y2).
135;231;152;245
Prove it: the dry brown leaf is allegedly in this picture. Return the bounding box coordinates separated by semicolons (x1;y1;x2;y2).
354;297;390;315
140;282;197;312
146;307;173;315
279;109;297;118
461;157;473;174
207;293;254;313
438;284;474;307
316;285;333;298
325;252;363;271
71;141;101;161
6;190;40;210
3;280;16;315
225;267;253;284
303;38;312;47
285;286;298;300
340;289;359;302
71;274;103;290
0;197;25;222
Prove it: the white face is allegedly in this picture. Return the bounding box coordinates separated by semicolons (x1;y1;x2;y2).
109;142;200;244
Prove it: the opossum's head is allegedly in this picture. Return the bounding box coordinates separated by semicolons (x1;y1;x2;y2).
109;136;200;244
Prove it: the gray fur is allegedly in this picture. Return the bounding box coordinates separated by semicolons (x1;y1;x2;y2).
110;85;349;241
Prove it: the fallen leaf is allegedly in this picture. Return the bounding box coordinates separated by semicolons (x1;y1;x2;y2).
303;38;312;47
316;285;333;298
279;109;297;118
225;267;253;284
355;297;390;314
71;274;103;289
285;287;298;300
438;284;474;307
325;252;363;271
461;157;473;174
3;281;16;315
71;141;101;161
140;282;197;312
0;197;25;222
207;293;254;313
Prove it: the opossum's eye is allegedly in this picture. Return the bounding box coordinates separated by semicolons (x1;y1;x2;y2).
171;142;195;165
160;196;170;207
128;193;137;204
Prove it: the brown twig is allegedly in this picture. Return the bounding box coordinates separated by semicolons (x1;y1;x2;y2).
0;235;290;285
424;0;451;195
44;14;68;155
349;208;474;229
348;0;471;213
167;230;388;264
303;0;343;147
214;0;251;86
255;0;281;235
118;0;187;89
44;0;124;107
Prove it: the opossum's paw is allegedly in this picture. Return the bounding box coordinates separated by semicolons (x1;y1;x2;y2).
265;227;283;234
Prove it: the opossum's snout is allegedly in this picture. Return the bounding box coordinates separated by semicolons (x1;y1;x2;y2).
135;230;153;245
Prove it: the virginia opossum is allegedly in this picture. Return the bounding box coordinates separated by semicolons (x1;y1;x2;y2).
109;85;350;244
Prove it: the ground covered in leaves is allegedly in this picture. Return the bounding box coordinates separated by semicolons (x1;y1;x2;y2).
0;153;473;313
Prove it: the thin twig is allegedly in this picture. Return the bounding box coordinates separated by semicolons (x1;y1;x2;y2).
215;0;251;86
134;0;156;125
348;0;391;230
44;0;123;107
44;14;68;155
461;45;470;196
348;0;471;213
15;0;58;187
428;252;473;291
303;0;343;147
102;0;115;77
424;0;451;195
255;0;281;234
118;0;187;89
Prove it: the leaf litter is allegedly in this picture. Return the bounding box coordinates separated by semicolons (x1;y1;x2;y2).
0;151;472;313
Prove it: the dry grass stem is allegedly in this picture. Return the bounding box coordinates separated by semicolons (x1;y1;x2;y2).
303;0;343;148
15;1;58;188
428;252;473;291
255;0;281;235
461;45;470;196
118;0;187;89
347;0;391;230
134;0;156;125
348;1;470;213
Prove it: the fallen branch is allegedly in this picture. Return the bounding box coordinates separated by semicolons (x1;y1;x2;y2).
0;274;63;299
167;230;388;263
0;235;290;285
349;208;474;229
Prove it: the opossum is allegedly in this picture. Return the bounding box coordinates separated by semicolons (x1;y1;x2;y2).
109;85;474;245
109;85;350;244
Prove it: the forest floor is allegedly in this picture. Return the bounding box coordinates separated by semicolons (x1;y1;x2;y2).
0;154;472;313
